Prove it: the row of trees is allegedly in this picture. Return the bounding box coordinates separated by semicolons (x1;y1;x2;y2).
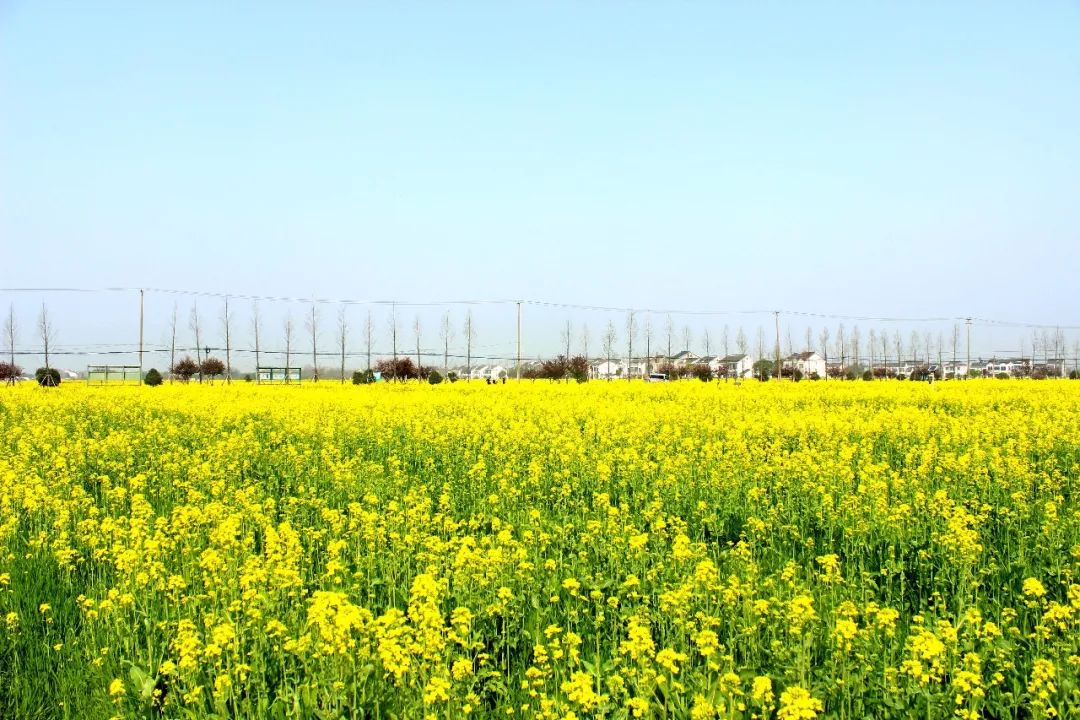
5;299;1080;385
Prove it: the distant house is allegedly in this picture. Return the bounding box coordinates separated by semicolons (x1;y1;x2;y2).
669;350;699;367
784;351;826;378
592;360;622;379
718;353;753;379
984;358;1030;377
942;361;970;378
699;355;720;372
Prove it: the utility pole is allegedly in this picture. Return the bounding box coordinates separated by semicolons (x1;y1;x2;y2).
965;317;972;379
774;310;781;380
138;289;144;379
516;301;522;381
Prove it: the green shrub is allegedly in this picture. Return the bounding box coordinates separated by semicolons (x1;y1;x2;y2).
428;370;443;385
352;369;376;385
144;368;163;386
35;367;61;387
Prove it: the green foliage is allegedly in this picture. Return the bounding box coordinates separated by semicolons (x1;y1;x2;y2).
143;368;163;386
35;367;60;386
428;369;443;385
352;369;376;385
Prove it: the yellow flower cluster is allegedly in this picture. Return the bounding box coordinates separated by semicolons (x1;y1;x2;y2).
1;379;1079;718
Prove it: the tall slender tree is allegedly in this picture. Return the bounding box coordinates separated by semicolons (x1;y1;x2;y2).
643;314;653;372
190;304;202;383
413;315;422;376
818;327;830;380
38;303;55;374
440;311;453;374
251;301;262;379
389;304;399;379
626;311;637;380
307;302;320;382
4;304;17;384
283;316;294;384
221;297;233;383
463;310;475;381
602;321;617;381
364;310;374;371
561;319;573;362
665;315;674;360
169;303;179;383
337;306;348;383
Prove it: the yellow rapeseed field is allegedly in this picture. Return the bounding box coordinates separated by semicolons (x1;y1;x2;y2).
1;379;1078;719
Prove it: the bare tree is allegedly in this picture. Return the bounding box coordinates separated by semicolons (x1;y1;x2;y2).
3;304;16;384
868;329;876;377
951;324;960;377
440;311;453;374
643;314;653;372
626;311;637;380
389;304;399;370
894;331;903;372
909;330;920;366
851;325;861;369
835;324;846;375
937;332;945;377
702;328;712;357
805;327;813;354
251;301;262;377
721;324;730;357
37;303;56;371
190;304;202;383
736;327;748;355
221;297;233;383
602;320;617;380
881;330;889;378
580;324;591;365
681;325;692;356
364;310;374;371
413;315;422;376
665;315;674;360
818;327;830;380
463;310;475;381
337;306;348;383
306;302;320;382
169;304;179;383
561;319;573;364
283;315;294;384
755;326;766;367
923;332;932;369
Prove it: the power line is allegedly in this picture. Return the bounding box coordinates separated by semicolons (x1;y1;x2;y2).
3;286;1080;330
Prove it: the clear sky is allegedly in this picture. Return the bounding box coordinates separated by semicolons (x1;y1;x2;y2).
2;2;1079;367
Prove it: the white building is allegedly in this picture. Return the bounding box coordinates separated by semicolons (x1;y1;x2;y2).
718;353;754;379
784;351;826;378
592;360;623;379
669;350;699;367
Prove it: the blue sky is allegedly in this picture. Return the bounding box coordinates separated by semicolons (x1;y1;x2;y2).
2;2;1078;365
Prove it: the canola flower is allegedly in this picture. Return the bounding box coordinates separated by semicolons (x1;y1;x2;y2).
0;379;1079;718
